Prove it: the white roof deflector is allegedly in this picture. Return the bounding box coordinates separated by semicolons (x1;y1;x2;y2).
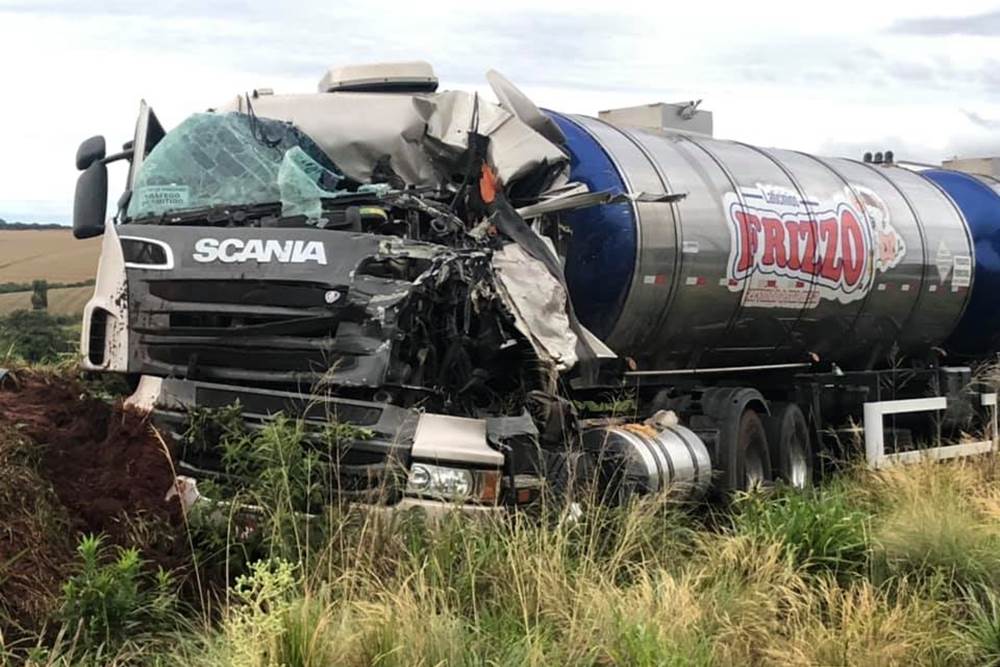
318;61;439;93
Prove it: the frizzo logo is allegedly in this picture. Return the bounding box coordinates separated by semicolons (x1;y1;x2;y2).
724;184;905;308
192;238;327;265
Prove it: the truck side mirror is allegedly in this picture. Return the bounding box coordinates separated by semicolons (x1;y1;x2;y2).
73;161;108;239
75;135;106;170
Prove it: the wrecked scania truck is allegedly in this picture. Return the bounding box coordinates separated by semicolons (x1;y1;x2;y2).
72;62;1000;511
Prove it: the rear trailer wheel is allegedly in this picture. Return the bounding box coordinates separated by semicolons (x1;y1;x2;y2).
763;402;813;488
737;409;771;490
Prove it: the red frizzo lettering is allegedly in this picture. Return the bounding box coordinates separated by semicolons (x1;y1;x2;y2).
840;209;865;287
760;216;787;267
818;217;841;282
733;210;761;273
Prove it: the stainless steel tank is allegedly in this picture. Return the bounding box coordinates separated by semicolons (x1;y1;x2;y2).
549;112;976;370
583;421;712;497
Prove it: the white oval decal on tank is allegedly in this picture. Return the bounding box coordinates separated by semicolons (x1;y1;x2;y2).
723;183;905;308
192;238;328;265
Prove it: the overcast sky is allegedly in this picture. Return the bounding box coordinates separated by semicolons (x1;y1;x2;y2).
1;0;998;224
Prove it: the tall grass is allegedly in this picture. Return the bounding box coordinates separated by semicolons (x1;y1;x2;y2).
9;410;1000;665
866;460;1000;590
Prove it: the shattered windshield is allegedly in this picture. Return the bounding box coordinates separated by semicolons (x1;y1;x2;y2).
126;111;365;221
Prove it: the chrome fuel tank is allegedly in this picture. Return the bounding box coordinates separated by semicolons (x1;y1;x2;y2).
550;112;976;370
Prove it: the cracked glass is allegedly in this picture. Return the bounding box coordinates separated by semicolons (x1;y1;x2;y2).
127;112;351;221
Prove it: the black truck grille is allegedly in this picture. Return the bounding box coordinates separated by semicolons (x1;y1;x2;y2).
130;277;392;388
148;280;335;308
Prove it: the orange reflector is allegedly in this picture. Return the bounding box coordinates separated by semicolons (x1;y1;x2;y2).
479;164;498;204
479;470;501;504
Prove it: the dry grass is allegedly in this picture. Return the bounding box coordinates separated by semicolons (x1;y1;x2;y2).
156;504;966;667
0;230;99;284
761;577;951;666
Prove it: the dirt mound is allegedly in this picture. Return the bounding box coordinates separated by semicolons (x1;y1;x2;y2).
0;369;182;536
0;367;187;633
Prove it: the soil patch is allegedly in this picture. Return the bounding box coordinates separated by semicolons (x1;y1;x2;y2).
0;367;188;634
0;369;183;537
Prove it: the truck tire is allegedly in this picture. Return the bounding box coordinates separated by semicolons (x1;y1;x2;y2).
545;450;599;504
700;387;772;493
734;409;771;491
763;402;813;488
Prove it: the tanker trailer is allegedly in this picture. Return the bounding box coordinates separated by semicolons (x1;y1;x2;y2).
70;62;1000;512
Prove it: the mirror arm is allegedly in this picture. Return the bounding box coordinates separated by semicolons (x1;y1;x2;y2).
101;148;134;165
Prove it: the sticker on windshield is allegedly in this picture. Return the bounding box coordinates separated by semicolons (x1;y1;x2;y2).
134;185;190;213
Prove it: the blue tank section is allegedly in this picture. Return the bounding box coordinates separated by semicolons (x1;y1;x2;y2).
924;169;1000;355
546;112;636;339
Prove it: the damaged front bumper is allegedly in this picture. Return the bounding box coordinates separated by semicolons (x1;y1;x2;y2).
137;376;534;513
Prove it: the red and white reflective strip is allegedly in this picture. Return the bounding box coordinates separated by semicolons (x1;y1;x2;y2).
716;278;809;288
642;274;668;285
684;276;706;286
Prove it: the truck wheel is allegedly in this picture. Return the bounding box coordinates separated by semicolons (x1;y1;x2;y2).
546;450;599;504
736;409;771;491
763;402;813;488
700;387;772;493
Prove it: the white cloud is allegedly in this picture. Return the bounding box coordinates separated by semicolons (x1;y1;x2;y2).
1;0;999;223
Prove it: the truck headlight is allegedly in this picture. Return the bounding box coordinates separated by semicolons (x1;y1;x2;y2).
406;463;500;503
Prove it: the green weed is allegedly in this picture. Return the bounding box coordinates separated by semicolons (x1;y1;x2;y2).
58;534;180;655
729;484;872;579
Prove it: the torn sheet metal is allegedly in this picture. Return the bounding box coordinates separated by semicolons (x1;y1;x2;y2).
413;90;568;190
220;88;569;196
516;189;614;219
517;188;688;218
488;196;617;367
485;69;566;147
222;93;436;186
492;243;578;372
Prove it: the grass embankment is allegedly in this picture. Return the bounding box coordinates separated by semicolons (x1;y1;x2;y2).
2;365;1000;665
